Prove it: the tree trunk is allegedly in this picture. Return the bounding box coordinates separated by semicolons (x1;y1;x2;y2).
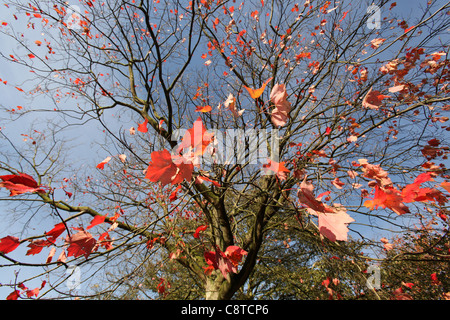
205;273;232;300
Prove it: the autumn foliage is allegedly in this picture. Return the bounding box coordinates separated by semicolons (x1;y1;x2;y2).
0;0;449;300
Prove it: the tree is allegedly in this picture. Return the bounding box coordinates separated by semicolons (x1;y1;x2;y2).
0;0;449;300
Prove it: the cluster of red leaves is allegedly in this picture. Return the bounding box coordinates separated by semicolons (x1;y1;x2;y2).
360;159;448;215
1;213;113;275
6;280;47;300
204;245;248;278
145;117;215;186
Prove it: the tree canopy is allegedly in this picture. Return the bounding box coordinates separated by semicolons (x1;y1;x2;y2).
0;0;449;300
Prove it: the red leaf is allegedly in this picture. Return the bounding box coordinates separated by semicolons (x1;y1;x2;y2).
137;118;148;133
66;230;96;259
26;287;39;298
0;173;45;196
362;87;390;110
370;38;386;49
169;185;182;202
87;215;106;230
28;53;35;59
223;93;244;117
170;160;194;185
297;178;329;213
364;186;410;215
204;245;247;278
26;239;53;256
404;25;415;33
194;225;208;238
96;156;111;170
0;236;20;254
45;222;66;241
195;175;221;187
224;245;248;267
46;247;56;263
145;149;178;186
6;290;20;300
339;10;349;22
15;86;24;92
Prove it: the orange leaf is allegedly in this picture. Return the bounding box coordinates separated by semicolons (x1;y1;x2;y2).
404;25;415;33
195;105;212;113
441;181;450;193
243;77;273;99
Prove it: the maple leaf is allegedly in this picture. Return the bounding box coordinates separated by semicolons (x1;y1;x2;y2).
170;160;194;185
358;159;392;187
224;246;248;267
262;159;290;181
45;222;66;242
331;177;345;189
66;230;96;259
364;186;410;215
204;245;247;279
270;83;291;127
26;239;54;256
318;206;355;242
298;178;354;241
176;117;214;156
0;235;21;254
362;87;390;110
0;173;46;196
145;149;178;186
26;287;39;298
87;215;106;230
195;105;212;113
441;181;450;193
169;184;182;202
6;290;20;300
389;84;406;93
370;38;386;49
243;77;272;99
96;156;111;170
193;225;208;238
137;118;148;133
297;177;330;213
46;246;56;263
145;149;193;186
98;232;113;250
